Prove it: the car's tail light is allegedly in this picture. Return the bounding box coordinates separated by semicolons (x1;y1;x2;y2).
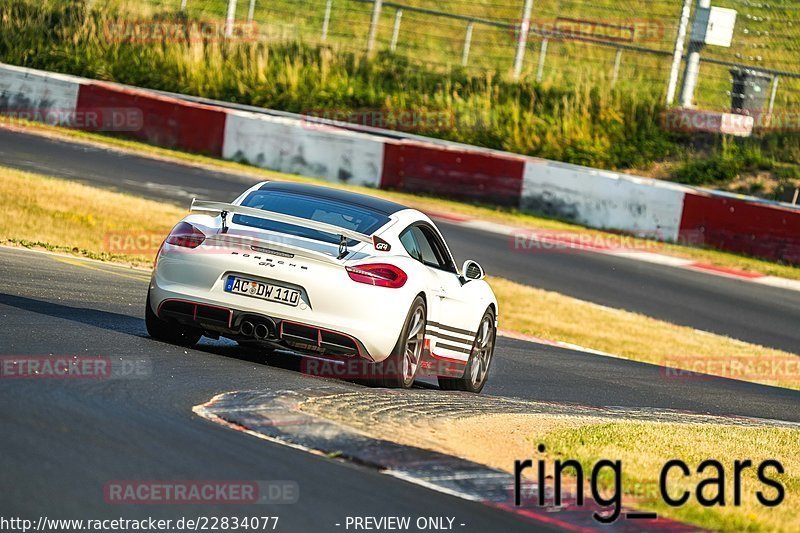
346;263;408;288
166;222;205;249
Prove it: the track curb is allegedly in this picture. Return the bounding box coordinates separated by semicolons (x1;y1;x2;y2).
195;388;798;532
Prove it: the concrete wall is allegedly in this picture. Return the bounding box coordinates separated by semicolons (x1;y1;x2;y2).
0;64;82;126
4;62;800;264
223;111;386;188
382;142;525;207
521;159;688;241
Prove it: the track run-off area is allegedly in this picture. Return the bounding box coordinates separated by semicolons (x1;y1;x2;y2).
1;126;799;531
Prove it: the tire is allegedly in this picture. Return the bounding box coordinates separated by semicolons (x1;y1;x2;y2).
145;292;202;347
438;308;495;394
368;296;427;389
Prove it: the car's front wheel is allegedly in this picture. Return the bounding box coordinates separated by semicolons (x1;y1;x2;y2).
368;295;427;389
438;309;495;393
145;293;202;347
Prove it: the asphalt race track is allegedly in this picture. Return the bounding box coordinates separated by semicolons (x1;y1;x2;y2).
0;247;547;531
1;247;799;529
2;125;800;530
2;128;800;353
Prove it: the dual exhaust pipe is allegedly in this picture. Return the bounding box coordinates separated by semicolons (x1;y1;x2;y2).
240;320;274;341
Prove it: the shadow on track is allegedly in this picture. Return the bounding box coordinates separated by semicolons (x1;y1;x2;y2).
0;292;430;390
0;293;144;335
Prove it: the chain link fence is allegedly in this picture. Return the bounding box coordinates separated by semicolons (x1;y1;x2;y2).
135;0;800;115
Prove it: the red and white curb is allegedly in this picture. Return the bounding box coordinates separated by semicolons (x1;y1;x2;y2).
195;389;707;532
427;211;800;293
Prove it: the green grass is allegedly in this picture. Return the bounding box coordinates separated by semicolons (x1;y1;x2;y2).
540;422;800;532
673;138;778;185
2;0;798;181
159;0;800;111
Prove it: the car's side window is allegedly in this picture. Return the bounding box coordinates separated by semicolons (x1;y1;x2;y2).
418;226;457;273
412;226;442;267
399;227;423;262
400;224;456;273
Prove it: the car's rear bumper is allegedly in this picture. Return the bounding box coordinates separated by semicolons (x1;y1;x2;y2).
154;295;372;359
149;248;415;361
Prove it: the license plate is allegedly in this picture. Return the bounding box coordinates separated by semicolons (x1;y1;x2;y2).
225;276;300;307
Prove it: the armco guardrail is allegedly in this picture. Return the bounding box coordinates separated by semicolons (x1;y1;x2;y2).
2;62;799;265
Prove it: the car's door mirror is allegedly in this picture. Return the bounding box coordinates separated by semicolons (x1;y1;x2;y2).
461;260;485;281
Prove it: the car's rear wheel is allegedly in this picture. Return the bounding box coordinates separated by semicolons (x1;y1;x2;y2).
145;293;202;347
369;296;426;389
438;309;495;393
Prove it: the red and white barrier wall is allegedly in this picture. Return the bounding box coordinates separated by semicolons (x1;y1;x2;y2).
679;192;800;265
223;110;386;188
3;63;799;265
77;82;227;155
0;63;84;126
521;159;689;241
382;142;526;207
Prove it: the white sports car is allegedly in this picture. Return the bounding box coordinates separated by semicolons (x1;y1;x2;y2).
146;181;498;392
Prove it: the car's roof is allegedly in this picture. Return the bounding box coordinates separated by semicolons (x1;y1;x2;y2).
258;181;408;216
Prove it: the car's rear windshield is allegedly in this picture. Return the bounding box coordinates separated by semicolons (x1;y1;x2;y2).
233;190;390;245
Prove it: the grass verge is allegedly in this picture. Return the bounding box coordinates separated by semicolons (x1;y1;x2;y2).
1;163;797;390
489;276;799;389
306;407;799;532
538;421;798;532
6;120;800;282
0;165;185;268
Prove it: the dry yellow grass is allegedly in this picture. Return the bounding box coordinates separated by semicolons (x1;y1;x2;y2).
298;402;799;531
539;421;799;532
3;164;798;390
489;276;800;389
10;120;800;281
0;165;185;266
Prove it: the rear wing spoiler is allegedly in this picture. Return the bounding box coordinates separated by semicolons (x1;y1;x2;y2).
190;199;373;246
